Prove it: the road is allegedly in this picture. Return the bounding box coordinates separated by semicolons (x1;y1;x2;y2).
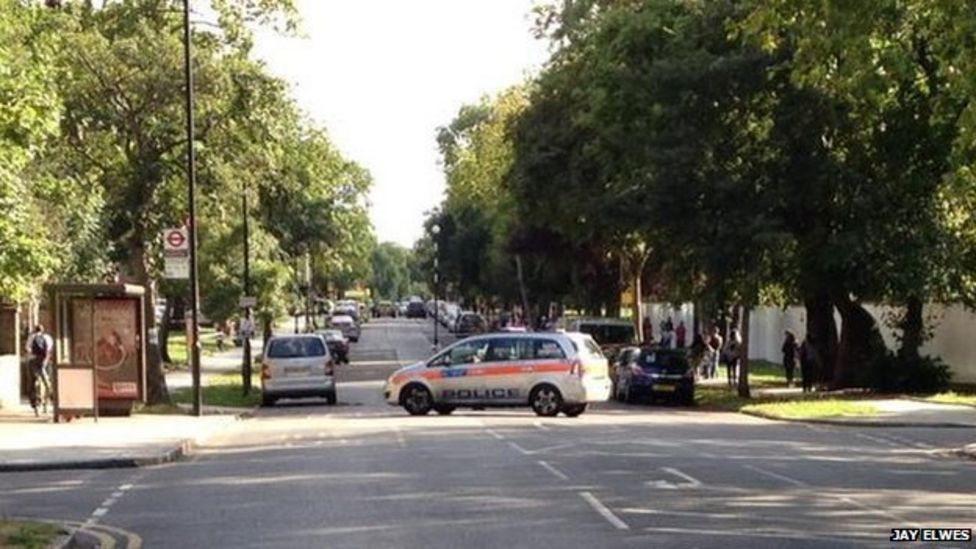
2;318;974;548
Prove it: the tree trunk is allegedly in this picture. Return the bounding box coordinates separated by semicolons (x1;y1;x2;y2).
899;295;924;360
831;293;887;389
738;305;751;398
803;290;838;386
130;242;170;405
159;297;172;364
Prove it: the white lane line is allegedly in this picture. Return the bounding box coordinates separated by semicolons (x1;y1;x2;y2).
537;460;570;481
91;508;108;518
855;433;900;447
837;496;921;529
533;421;550;431
485;428;505;440
118;484;133;491
393;427;407;449
508;441;531;455
743;464;808;487
111;491;123;498
661;467;702;488
579;491;629;531
698;451;719;459
101;498;117;507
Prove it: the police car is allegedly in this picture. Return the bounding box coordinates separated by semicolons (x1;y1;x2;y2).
384;332;611;417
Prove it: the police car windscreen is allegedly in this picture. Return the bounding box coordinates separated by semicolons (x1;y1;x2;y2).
267;338;326;358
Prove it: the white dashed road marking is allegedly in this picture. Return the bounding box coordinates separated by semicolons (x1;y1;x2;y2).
579;491;629;531
537;460;570;481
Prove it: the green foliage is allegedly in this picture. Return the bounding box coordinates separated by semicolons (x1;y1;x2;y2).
370;242;413;300
866;353;952;394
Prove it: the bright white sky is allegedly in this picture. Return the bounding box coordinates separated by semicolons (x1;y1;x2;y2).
254;0;550;248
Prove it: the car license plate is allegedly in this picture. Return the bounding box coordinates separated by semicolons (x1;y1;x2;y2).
654;384;676;392
284;367;307;376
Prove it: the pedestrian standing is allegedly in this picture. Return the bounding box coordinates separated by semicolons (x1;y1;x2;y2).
781;331;798;387
799;334;818;393
690;332;707;378
724;328;742;387
642;316;653;344
675;321;687;348
25;325;53;416
706;326;723;379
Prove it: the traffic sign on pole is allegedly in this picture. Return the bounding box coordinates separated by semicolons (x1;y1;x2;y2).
163;228;189;279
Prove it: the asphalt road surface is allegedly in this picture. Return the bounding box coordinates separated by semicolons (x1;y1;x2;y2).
3;319;974;548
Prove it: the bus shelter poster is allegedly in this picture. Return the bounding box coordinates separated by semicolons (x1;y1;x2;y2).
71;299;139;399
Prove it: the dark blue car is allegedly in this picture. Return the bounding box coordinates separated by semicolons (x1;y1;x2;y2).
614;347;695;405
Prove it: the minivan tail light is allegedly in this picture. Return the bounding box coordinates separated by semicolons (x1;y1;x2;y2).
570;359;584;378
261;362;271;380
325;360;334;376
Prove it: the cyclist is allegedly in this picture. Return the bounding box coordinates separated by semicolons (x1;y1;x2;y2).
26;324;53;416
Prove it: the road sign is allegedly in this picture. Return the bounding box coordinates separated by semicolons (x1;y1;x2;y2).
163;228;188;252
239;296;257;308
163;228;189;279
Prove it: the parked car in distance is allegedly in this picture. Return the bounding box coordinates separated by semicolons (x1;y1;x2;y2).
406;301;427;319
609;346;642;399
374;300;397;318
398;300;410;316
454;312;486;336
333;305;361;324
563;318;636;359
260;334;336;406
614;347;695;405
330;314;361;342
320;329;350;364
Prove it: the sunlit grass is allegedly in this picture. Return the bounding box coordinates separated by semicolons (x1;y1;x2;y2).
0;520;64;549
166;327;220;366
170;372;262;408
743;400;880;419
923;391;976;407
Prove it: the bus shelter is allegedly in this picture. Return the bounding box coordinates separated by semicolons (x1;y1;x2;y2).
47;284;147;421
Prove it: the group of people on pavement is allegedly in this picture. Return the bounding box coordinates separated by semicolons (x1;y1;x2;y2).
689;325;743;387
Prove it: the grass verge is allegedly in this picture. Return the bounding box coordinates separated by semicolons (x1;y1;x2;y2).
166;327;221;366
0;520;64;549
922;391;976;407
742;400;880;419
170;372;262;408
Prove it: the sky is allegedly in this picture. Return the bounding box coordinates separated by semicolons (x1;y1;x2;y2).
253;0;551;248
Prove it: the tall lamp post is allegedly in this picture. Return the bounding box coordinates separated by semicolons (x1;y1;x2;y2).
241;184;252;396
183;0;202;416
431;224;440;351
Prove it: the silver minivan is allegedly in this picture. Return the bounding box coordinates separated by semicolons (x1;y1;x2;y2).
261;334;336;406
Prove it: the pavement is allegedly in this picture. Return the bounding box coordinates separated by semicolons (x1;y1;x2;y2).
0;413;238;472
741;396;976;428
1;318;974;548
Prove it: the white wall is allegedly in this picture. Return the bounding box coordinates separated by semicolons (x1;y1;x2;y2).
0;355;20;408
643;302;976;385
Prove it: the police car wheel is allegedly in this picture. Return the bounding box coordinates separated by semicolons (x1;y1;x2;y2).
402;384;433;416
562;403;586;417
433;405;456;415
530;384;562;417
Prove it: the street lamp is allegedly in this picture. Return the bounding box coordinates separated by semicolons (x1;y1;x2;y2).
183;0;202;416
431;224;441;351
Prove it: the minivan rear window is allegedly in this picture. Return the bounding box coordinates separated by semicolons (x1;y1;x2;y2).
267;337;326;358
